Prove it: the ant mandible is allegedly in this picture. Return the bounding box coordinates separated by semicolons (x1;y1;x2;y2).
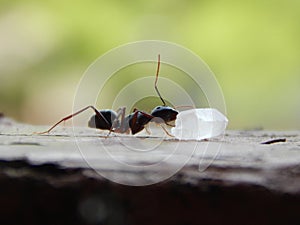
37;54;178;136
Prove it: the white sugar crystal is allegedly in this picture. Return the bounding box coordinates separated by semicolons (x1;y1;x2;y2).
171;108;228;140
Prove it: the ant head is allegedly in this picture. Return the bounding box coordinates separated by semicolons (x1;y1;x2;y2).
151;106;178;123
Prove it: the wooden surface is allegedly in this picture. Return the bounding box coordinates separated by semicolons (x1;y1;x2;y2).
0;116;300;225
0;117;299;192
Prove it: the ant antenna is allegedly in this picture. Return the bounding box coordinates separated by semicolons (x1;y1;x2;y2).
154;54;166;106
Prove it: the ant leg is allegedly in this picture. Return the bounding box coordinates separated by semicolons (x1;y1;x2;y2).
132;109;154;119
131;108;154;121
35;105;108;134
159;124;175;137
144;124;151;135
165;122;175;127
107;107;127;137
118;106;127;132
132;109;154;125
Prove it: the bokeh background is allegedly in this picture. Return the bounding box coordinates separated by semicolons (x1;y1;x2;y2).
0;0;299;129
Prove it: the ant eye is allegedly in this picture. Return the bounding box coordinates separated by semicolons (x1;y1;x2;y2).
157;106;161;109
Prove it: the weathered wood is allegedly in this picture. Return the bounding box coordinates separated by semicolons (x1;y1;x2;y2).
0;117;300;225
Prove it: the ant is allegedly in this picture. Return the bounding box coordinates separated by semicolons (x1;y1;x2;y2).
37;54;178;136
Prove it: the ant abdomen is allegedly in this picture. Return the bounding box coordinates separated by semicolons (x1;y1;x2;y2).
88;110;118;130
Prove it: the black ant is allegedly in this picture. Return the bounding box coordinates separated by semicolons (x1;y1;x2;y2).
37;54;178;136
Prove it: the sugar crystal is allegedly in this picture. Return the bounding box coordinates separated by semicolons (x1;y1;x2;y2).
171;108;228;140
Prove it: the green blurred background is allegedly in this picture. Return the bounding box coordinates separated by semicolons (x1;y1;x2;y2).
0;0;299;129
